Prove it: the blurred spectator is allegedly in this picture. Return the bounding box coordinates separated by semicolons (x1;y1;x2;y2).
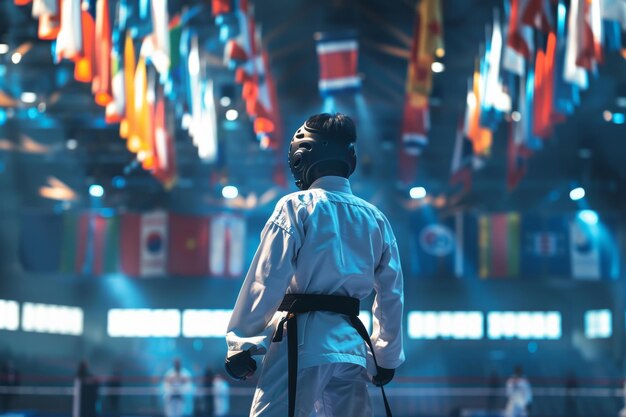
213;374;230;417
0;360;20;412
72;361;100;417
504;365;532;417
203;367;215;417
163;358;193;417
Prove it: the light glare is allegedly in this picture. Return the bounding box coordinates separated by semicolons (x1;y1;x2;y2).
409;186;427;199
0;300;19;331
222;185;238;199
569;187;585;201
89;184;105;198
225;109;239;121
20;92;37;103
431;62;445;73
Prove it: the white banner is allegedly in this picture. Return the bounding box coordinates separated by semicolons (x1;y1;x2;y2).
569;220;600;279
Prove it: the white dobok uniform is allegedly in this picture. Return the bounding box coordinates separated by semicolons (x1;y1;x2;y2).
505;375;532;417
162;367;193;417
226;176;405;417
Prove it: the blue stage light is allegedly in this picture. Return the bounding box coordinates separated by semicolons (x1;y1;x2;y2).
612;113;625;124
89;184;105;198
112;176;126;189
569;187;585;201
578;210;598;225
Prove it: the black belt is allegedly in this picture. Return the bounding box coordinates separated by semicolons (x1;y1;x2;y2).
272;293;393;417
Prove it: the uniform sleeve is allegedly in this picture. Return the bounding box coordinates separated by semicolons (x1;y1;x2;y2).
225;208;300;357
371;230;405;369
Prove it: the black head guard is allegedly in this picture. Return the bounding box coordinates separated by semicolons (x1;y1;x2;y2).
288;122;356;190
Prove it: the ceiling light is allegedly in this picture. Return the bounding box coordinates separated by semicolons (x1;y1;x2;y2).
435;48;445;58
20;92;37;103
11;52;21;64
612;113;625;124
409;186;427;199
225;109;239;121
220;96;231;107
0;44;9;55
222;185;238;199
511;111;522;122
431;62;445;73
569;187;585;201
66;139;78;150
89;184;104;198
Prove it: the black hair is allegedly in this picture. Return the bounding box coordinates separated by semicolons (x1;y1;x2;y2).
305;113;357;143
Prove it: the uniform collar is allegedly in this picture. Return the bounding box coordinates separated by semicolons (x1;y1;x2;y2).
309;176;352;194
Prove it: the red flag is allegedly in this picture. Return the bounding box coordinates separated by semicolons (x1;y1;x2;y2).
168;214;210;276
398;94;429;185
74;4;96;83
92;0;112;106
507;0;533;58
120;212;168;278
521;0;554;33
212;0;231;17
152;90;177;188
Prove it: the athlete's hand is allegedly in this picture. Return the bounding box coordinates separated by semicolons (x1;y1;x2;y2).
372;367;395;387
224;350;257;380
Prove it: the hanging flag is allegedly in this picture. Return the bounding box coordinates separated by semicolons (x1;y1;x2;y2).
153;88;177;188
168;213;210;276
74;0;96;83
406;0;444;98
506;0;534;59
223;0;252;67
570;218;601;279
209;214;246;277
564;0;590;88
120;32;136;139
212;0;231;17
92;0;112;106
450;118;474;195
398;94;429;185
553;0;580;117
55;0;83;61
576;0;603;68
33;0;61;40
520;213;570;277
315;31;361;96
600;0;626;32
150;0;170;75
521;0;554;33
105;3;126;123
120;211;168;278
465;67;493;156
481;9;511;130
478;213;521;278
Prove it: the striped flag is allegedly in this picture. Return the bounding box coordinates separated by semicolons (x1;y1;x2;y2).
209;214;246;277
120;212;168;278
92;0;112;106
32;0;61;40
478;213;521;278
315;31;361;96
55;0;83;61
74;0;96;83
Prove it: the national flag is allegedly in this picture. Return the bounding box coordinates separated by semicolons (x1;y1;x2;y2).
520;213;570;277
449;118;473;195
410;210;475;278
19;212;64;273
564;0;590;89
55;0;83;61
74;0;96;83
150;0;170;75
120;211;168;278
553;0;580;117
120;32;136;139
570;218;601;279
212;0;231;17
465;67;493;156
92;0;112;106
601;0;626;32
521;0;554;33
506;0;534;59
406;0;444;98
152;87;177;188
223;0;252;67
576;0;603;68
209;214;246;277
481;9;511;130
33;0;61;40
315;31;361;96
168;214;210;276
398;94;429;185
105;3;126;123
506;117;533;191
478;213;521;278
519;66;543;151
